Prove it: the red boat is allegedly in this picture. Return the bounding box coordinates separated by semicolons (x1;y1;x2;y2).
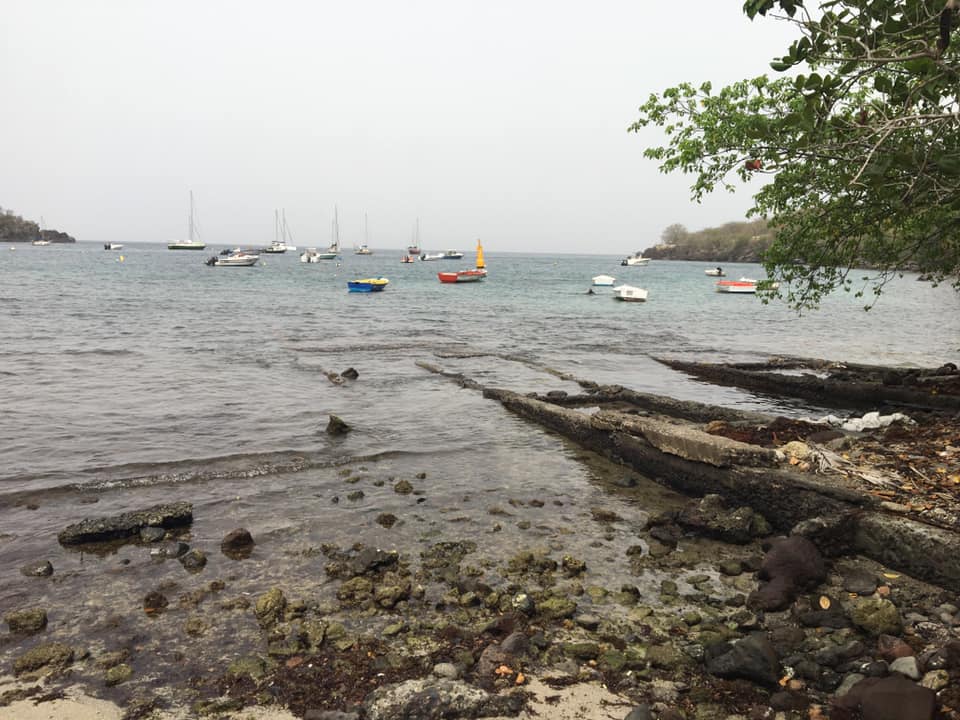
438;240;487;283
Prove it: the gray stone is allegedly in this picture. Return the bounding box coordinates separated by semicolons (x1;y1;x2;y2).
139;526;166;543
19;560;53;577
889;655;921;680
835;673;866;697
624;705;653;720
364;679;524;720
843;568;878;596
432;663;460;680
58;502;193;545
704;632;780;686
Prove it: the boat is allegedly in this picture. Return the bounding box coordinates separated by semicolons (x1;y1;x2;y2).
300;248;322;263
347;277;389;292
400;251;416;263
168;192;206;250
32;217;51;246
104;243;124;251
420;252;444;261
705;267;725;277
613;284;649;302
310;206;342;260
263;210;296;253
621;252;649;266
206;249;259;267
407;218;421;256
438;239;487;283
592;274;616;286
442;249;463;259
354;214;373;254
715;277;758;294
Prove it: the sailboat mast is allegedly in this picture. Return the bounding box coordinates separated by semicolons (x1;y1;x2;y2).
333;206;340;251
188;191;195;242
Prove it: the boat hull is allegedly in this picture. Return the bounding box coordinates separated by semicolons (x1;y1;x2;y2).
715;280;756;294
348;278;389;292
438;269;487;283
613;284;648;302
592;275;616;286
168;243;206;250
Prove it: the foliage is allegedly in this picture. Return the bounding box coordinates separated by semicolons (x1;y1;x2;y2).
0;207;41;241
646;219;774;262
630;0;960;309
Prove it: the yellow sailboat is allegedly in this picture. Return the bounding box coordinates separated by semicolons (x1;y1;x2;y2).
437;239;488;283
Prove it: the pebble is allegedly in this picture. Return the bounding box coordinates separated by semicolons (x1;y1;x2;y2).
889;656;921;679
921;669;949;691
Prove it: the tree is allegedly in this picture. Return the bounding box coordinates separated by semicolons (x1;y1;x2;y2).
630;0;960;309
660;223;690;246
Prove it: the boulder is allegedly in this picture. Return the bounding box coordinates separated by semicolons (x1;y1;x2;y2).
221;528;255;559
326;415;352;435
833;674;936;720
748;535;826;611
677;494;771;544
850;598;903;636
705;632;781;686
4;608;47;634
19;560;53;577
58;502;193;545
13;642;74;676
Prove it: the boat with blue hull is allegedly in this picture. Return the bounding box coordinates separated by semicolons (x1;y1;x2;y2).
347;277;389;292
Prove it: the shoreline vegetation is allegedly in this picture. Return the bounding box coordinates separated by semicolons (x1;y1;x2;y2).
3;355;960;720
0;208;75;244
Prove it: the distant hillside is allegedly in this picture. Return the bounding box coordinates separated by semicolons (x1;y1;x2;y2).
642;219;771;262
0;207;76;243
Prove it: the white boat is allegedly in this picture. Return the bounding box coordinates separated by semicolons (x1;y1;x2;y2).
621;252;649;266
206;249;259;267
301;206;341;261
32;217;51;245
104;243;124;250
715;277;758;294
354;214;374;254
168;192;206;250
420;252;444;261
705;267;725;277
263;210;296;253
407;218;421;256
442;249;463;259
613;284;648;302
592;274;616;286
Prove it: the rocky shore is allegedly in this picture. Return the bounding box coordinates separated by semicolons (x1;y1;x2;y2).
3;359;960;720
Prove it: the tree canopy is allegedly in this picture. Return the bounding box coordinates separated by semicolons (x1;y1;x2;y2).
630;0;960;309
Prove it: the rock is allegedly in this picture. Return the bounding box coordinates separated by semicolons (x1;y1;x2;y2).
677;494;771;544
835;673;866;697
500;632;529;656
305;712;360;720
4;608;48;634
104;663;132;686
704;633;781;686
849;598;902;636
221;528;255;559
876;634;914;661
511;594;535;614
538;596;577;620
432;662;460;680
377;513;398;528
843;568;878;596
58;502;193;545
227;655;269;680
255;588;287;627
624;705;654;720
13;642;74;676
834;674;936;720
363;679;525;720
338;577;374;606
19;560;53;577
748;535;826;611
888;656;921;679
575;614;601;631
179;549;207;571
139;526;166;543
394;479;414;494
341;367;359;380
350;547;399;575
154;541;189;559
781;440;812;460
326;414;352;435
920;669;949;691
143;591;169;614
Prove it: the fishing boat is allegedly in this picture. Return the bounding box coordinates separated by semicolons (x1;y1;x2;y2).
420;252;444;261
206;249;259;267
302;206;341;261
104;242;124;251
168;192;207;250
263;210;296;253
715;278;758;294
442;249;463;259
347;277;389;292
592;274;616;287
613;284;648;302
438;239;487;283
705;267;725;277
621;252;649;266
407;218;421;256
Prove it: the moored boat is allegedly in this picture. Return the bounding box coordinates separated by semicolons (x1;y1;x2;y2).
442;249;463;259
438;239;487;283
613;284;648;302
705;267;725;277
168;192;206;250
347;277;389;292
592;274;616;286
621;252;649;266
206;249;259;267
420;252;444;261
104;243;124;250
715;278;757;293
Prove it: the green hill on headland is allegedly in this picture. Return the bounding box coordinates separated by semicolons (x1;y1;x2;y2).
642;219;771;262
0;207;76;243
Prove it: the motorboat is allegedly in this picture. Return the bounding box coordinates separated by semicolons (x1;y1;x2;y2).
442;249;464;259
206;249;259;267
613;284;648;302
592;274;616;287
705;267;725;277
438;239;487;284
400;253;416;263
354;244;373;255
716;277;758;293
104;243;124;250
347;277;389;292
420;252;444;261
621;252;649;266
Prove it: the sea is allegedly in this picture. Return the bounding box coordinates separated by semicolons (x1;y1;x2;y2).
1;241;958;667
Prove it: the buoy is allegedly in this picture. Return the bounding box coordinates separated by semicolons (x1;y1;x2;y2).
119;255;125;262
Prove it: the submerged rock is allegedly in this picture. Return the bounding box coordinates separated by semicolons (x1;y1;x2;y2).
677;494;771;544
13;642;74;676
221;528;255;559
326;415;352;435
58;502;193;545
19;560;53;577
4;608;48;634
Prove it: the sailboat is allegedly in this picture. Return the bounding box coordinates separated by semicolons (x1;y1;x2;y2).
32;217;51;246
407;218;421;256
300;206;341;262
354;213;373;254
168;192;206;250
264;210;296;253
438;239;487;283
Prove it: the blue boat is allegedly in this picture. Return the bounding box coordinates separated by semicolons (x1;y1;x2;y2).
347;277;389;293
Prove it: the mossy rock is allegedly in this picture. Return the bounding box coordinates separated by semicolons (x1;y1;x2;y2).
4;608;47;635
338;576;374;606
13;642;74;676
849;597;903;636
227;655;269;681
538;596;577;620
105;663;133;686
254;588;287;628
562;642;600;660
646;644;689;670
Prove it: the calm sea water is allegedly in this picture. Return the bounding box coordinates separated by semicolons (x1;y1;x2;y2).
0;240;958;691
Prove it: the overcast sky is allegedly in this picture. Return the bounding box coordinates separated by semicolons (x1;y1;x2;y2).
1;2;799;253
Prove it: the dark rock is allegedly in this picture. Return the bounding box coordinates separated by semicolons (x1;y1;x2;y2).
833;674;936;720
305;712;360;720
705;632;781;686
624;705;653;720
4;608;47;634
394;479;414;495
677;494;771;544
876;634;914;661
798;609;852;629
843;568;879;596
748;535;826;611
350;547;399;576
340;367;359;380
139;526;166;543
474;644;516;691
500;632;529;656
769;691;808;712
377;513;398;528
326;415;352;435
179;549;207;572
19;560;53;577
58;502;193;545
649;524;682;546
221;528;255;559
143;591;169;614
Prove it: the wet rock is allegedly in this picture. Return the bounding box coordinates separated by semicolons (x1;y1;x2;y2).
843;568;878;596
255;587;287;627
58;502;193;545
474;644;516;690
704;632;781;686
833;674;936;720
511;593;535;614
350;547;399;575
227;655;269;680
104;663;132;686
221;528;255;559
4;608;47;634
143;591;169;614
139;526;166;543
590;507;623;522
575;614;601;631
849;597;902;636
338;577;374;606
179;548;207;572
624;705;653;720
876;634;914;661
341;367;359;380
537;596;576;620
19;560;53;577
13;642;74;676
432;662;460;680
921;669;949;691
363;678;525;720
374;579;412;609
326;414;352;435
561;555;586;576
377;513;398;528
304;712;360;720
154;541;190;559
888;656;921;679
677;494;771;544
394;479;414;494
748;535;826;611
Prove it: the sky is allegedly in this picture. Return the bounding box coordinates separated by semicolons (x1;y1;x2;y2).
0;1;800;253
